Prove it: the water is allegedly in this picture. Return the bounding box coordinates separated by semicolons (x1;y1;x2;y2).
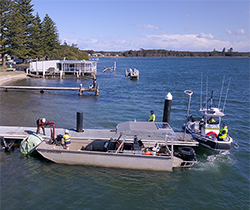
0;57;249;209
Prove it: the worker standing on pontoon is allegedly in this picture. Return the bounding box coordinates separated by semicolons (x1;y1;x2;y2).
36;118;46;135
148;110;155;122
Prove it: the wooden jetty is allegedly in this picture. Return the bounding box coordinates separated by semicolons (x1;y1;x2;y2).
0;84;99;96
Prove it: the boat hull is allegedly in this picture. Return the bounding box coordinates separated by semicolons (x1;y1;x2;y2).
185;122;233;151
192;133;233;151
20;134;44;154
36;141;192;171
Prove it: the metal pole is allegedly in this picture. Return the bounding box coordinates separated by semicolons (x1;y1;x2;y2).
183;90;193;140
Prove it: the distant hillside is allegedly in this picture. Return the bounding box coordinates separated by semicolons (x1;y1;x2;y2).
84;49;249;57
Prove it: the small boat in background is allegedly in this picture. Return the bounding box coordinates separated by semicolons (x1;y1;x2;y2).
125;68;139;80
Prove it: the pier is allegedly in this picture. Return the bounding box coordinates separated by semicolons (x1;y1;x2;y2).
0;125;198;148
0;84;99;96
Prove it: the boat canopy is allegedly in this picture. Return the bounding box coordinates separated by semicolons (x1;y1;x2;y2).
116;121;175;137
199;107;225;118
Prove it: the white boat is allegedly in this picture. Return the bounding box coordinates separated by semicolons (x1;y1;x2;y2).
183;90;233;151
125;68;139;80
36;121;196;171
20;133;44;154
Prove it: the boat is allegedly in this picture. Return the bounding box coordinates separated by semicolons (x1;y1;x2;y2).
125;68;139;80
20;133;44;154
183;89;233;151
36;121;196;171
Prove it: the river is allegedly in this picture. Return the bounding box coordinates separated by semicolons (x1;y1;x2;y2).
0;57;249;209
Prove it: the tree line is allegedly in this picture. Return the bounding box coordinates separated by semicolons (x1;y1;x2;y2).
87;48;249;57
0;0;88;68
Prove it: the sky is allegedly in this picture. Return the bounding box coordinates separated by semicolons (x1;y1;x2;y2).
32;0;250;52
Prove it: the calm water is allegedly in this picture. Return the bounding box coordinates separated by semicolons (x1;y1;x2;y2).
0;57;249;210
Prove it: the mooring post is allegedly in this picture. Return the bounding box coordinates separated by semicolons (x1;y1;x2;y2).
114;62;116;72
95;84;99;96
43;69;45;79
76;112;83;132
162;92;173;124
79;84;83;96
60;70;63;79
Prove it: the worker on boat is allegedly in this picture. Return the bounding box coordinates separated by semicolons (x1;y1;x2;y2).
208;117;216;124
36;118;46;135
218;123;228;141
148;110;155;122
63;129;71;150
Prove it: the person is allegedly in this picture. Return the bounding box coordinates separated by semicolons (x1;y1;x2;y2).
148;110;155;122
36;118;46;135
208;117;216;124
89;75;96;89
218;123;228;141
92;75;96;88
63;129;71;150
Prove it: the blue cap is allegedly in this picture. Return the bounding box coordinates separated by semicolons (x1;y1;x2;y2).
150;110;154;114
222;123;227;126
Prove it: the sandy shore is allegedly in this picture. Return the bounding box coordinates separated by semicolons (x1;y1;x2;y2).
0;71;28;86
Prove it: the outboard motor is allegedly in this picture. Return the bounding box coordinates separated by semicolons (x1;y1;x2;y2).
178;147;196;161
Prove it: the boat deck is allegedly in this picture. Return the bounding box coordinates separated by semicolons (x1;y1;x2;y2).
0;126;198;147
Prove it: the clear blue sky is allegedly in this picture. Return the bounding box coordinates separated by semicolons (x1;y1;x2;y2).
32;0;249;52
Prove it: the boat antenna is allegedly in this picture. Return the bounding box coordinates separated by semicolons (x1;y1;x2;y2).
218;75;225;109
222;77;231;112
206;76;208;110
210;89;214;109
200;74;203;110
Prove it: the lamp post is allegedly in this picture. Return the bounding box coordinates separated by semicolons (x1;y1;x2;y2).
183;90;193;140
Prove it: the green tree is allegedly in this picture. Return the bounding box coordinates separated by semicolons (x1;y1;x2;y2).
0;0;13;67
41;14;60;59
29;13;44;59
17;0;35;60
6;1;26;60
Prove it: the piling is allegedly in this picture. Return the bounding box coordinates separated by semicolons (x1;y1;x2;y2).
162;92;173;124
76;112;83;132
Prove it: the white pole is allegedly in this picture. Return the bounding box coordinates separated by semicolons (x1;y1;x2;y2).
114;62;116;72
183;90;193;140
200;74;203;109
218;75;225;109
222;77;231;112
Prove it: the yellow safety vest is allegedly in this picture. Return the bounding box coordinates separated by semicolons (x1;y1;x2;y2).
148;114;155;122
218;126;228;139
208;119;216;123
63;134;71;144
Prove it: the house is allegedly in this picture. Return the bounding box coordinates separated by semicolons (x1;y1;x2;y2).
29;59;97;76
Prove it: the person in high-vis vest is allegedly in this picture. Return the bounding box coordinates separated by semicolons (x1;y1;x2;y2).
208;117;216;124
148;110;155;122
63;129;71;150
218;123;228;141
